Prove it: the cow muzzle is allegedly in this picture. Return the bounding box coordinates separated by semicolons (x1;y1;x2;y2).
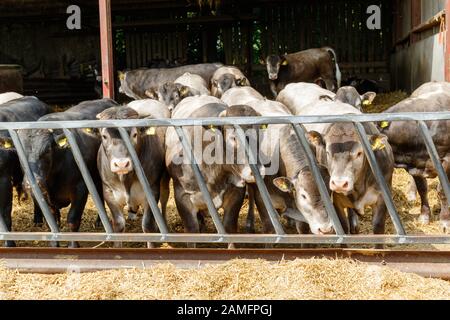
330;177;353;194
111;158;133;175
268;73;278;81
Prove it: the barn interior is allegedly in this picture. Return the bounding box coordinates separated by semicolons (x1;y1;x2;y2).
0;0;448;104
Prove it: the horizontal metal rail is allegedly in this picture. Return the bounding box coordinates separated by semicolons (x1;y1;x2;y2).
0;112;449;130
0;112;449;246
0;232;450;244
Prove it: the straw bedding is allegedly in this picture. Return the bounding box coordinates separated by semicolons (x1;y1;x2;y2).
0;258;449;300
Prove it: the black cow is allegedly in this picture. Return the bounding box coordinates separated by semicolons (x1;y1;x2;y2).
18;98;118;247
0;96;51;247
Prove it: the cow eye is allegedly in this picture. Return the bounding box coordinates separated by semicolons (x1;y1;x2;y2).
356;151;363;158
301;194;307;200
132;132;138;138
102;134;107;140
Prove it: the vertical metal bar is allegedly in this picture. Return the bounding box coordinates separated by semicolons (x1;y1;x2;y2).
354;122;406;235
8;129;59;233
233;125;285;235
174;126;227;235
118;127;169;234
417;121;450;207
99;0;115;99
446;0;450;81
292;123;345;235
63;128;113;234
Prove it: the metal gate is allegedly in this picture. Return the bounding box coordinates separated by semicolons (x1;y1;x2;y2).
1;112;450;246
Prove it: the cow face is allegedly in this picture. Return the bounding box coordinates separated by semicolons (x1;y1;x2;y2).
265;55;288;81
273;167;334;235
157;82;193;111
19;129;71;193
97;107;151;176
212;74;250;98
221;105;265;186
308;124;388;195
335;86;377;110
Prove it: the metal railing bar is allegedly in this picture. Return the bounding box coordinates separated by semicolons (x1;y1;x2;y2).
62;128;113;234
174;126;227;235
2;112;450;130
233;125;285;235
117;127;169;235
0;232;449;244
354;123;406;235
292;123;345;235
417;121;450;207
8;129;60;234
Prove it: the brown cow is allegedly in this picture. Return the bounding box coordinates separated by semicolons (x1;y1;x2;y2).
264;47;341;98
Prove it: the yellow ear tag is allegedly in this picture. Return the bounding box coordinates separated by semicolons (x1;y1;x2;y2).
371;137;385;151
83;128;93;134
118;72;125;81
380;121;389;129
146;127;156;136
260;124;268;130
209;125;216;132
363;100;372;106
281;60;289;66
3;141;12;149
57;137;68;147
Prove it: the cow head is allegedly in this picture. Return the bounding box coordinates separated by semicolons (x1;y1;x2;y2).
212;74;250;98
272;166;334;235
220;105;265;186
18;127;79;198
265;55;288;81
157;82;193;111
335;86;376;111
307;123;388;195
97;106;155;175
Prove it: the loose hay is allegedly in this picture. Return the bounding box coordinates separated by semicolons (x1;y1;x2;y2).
364;91;409;113
0;258;449;300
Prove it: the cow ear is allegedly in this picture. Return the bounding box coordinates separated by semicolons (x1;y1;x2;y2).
218;110;227;117
306;131;325;148
0;137;14;150
259;57;266;65
179;86;191;98
145;88;158;100
55;135;69;149
361;92;376;106
369;134;388;151
379;121;390;130
281;57;289;66
237;77;249;87
273;177;294;193
81;127;100;138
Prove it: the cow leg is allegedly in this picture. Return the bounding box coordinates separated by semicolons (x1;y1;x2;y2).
173;182;199;248
222;185;246;249
437;183;450;233
253;188;275;234
347;209;360;234
0;178;15;247
66;185;89;248
413;175;431;224
406;174;418;201
372;197;387;249
245;185;256;233
142;185;160;248
104;186;126;247
33;200;44;226
159;172;170;222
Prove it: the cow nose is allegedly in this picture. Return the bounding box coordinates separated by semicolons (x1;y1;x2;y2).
330;178;350;192
111;158;132;174
319;226;334;235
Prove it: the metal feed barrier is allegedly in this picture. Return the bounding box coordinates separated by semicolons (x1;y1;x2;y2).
1;112;450;246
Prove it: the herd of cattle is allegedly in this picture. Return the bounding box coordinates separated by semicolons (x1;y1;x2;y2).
0;46;450;248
